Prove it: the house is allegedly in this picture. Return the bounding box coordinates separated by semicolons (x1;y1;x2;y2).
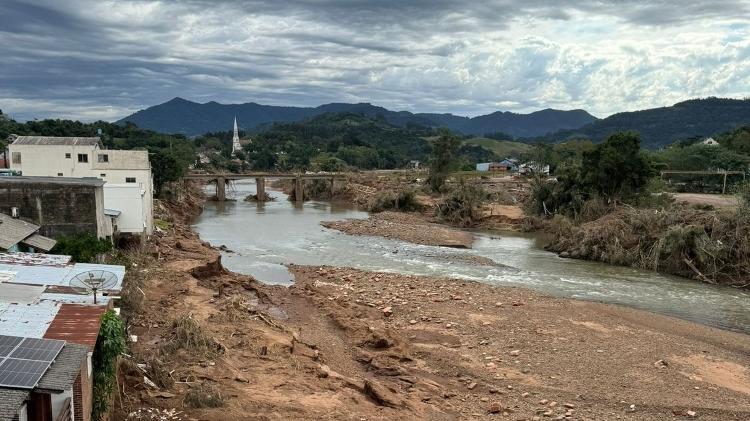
0;176;114;241
476;161;515;172
0;252;125;421
7;136;153;237
0;212;56;252
701;137;720;146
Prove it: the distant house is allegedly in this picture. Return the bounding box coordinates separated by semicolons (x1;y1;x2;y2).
476;160;515;172
408;160;421;169
0;212;56;252
701;137;720;146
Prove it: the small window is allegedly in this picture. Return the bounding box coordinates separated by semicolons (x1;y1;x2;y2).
97;154;109;163
100;173;106;177
77;154;88;163
65;153;71;159
125;177;136;183
11;152;21;164
57;173;63;176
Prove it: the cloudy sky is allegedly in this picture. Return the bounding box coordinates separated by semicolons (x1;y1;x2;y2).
1;0;749;122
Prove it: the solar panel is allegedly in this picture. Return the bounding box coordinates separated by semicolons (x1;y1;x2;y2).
0;335;23;358
0;335;66;389
9;337;65;362
0;358;51;389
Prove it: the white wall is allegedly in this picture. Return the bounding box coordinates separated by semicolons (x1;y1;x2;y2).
17;403;28;421
9;143;154;236
104;184;147;234
50;389;73;421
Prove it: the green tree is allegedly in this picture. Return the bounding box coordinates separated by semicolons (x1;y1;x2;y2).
151;150;185;196
427;129;461;192
580;132;653;202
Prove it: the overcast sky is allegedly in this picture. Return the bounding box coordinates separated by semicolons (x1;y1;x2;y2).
1;0;748;122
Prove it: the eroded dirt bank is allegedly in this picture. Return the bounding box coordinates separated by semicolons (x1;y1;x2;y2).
116;188;750;421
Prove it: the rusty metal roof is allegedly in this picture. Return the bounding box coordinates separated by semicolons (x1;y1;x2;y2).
11;136;102;147
43;304;105;350
0;253;71;267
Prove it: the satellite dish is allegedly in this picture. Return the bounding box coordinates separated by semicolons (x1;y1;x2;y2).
69;270;118;304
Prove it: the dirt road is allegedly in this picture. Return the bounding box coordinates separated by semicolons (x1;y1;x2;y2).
672;193;739;208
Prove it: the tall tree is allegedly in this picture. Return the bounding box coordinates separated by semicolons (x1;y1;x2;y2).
427;129;461;192
580;132;653;202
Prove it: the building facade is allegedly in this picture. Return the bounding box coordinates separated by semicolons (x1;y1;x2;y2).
0;177;113;240
8;136;153;236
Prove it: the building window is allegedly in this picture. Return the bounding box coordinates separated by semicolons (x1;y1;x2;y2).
97;154;109;163
11;152;21;164
65;153;71;159
77;154;88;163
57;173;63;176
100;173;106;177
126;177;136;183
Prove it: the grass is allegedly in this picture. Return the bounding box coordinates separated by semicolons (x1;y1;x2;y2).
162;315;222;357
461;137;531;158
184;383;225;408
154;219;173;230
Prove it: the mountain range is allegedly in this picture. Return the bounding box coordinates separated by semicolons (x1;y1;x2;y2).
117;98;597;138
118;97;750;149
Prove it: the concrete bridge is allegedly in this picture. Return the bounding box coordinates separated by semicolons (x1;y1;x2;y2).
183;172;347;202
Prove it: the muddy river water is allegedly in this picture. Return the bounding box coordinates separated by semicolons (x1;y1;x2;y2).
193;181;750;334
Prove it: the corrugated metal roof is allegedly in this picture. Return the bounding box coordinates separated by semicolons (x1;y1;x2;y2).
20;234;57;252
36;342;88;392
0;300;61;338
44;304;105;350
0;388;28;421
0;213;39;250
0;283;45;304
104;209;121;217
0;261;124;289
0;253;71;267
11;136;102;147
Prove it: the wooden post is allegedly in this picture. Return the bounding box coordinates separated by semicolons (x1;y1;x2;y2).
216;176;226;201
255;177;266;202
722;172;728;195
295;176;303;203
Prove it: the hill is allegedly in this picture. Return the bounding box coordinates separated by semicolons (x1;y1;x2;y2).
461;137;531;158
118;98;597;138
538;98;750;149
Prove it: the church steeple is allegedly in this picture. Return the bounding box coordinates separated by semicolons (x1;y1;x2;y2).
232;116;241;154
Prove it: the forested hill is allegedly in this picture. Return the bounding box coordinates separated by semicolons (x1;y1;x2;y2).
536;98;750;149
118;97;597;138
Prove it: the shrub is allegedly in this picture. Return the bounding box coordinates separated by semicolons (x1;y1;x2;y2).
92;310;126;420
368;189;423;213
51;233;112;263
436;181;487;227
162;315;222;357
184;383;225;408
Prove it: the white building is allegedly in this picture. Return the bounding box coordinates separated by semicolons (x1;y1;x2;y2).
232;117;242;155
701;137;720;146
8;136;153;237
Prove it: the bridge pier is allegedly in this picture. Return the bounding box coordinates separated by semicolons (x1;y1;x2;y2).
295;176;303;203
330;177;336;195
216;176;226;201
255;177;266;201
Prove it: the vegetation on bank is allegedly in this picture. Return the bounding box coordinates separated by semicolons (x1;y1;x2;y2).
524;130;750;287
51;233;113;263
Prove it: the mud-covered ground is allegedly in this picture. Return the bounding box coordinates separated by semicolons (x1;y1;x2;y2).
116;189;750;421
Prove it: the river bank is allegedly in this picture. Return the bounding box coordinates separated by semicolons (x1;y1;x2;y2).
115;184;750;420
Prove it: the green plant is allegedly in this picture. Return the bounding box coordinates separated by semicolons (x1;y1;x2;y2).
92;310;126;420
427;129;461;192
368;189;423;213
51;233;112;263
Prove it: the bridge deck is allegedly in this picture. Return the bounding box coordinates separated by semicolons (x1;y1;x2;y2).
184;173;347;180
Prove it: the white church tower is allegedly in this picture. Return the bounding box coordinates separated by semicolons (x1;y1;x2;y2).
231;117;242;155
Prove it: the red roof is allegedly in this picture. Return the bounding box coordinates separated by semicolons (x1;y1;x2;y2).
43;304;105;350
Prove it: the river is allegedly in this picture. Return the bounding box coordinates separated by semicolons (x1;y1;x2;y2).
193;181;750;334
